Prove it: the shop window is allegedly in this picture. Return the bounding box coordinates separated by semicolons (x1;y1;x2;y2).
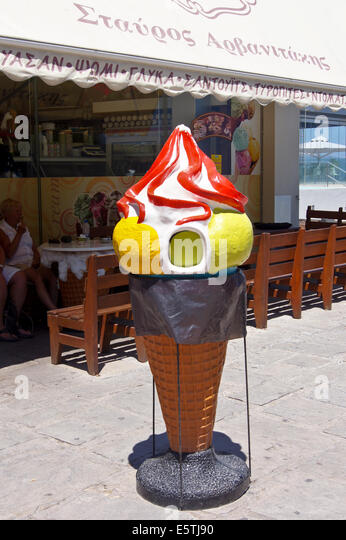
0;73;35;178
0;71;262;243
34;81;173;241
0;74;40;244
193;96;260;177
300;108;346;186
192;95;262;224
35;81;172;178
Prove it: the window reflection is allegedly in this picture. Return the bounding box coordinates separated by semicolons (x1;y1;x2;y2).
0;74;35;178
35;82;171;178
300;108;346;186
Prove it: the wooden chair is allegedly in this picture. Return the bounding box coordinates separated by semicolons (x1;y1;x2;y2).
243;224;345;329
241;235;263;326
251;230;304;328
305;206;346;230
302;225;337;310
47;254;135;375
90;225;114;239
333;225;346;291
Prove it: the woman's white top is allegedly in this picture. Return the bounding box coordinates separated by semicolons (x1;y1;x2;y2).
0;219;34;267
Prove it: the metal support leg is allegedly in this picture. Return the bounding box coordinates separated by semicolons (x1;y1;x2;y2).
177;343;183;509
243;335;252;476
152;377;156;458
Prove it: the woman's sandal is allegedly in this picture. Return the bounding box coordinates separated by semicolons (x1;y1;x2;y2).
0;328;18;342
5;302;34;339
15;328;34;339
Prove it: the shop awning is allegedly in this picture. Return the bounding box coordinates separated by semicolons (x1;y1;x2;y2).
0;0;345;110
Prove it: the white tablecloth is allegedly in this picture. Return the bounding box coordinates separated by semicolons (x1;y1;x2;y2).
39;240;114;281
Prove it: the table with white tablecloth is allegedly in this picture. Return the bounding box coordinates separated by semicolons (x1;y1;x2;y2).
39;239;114;306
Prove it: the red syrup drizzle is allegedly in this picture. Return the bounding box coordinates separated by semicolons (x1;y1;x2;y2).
117;127;248;226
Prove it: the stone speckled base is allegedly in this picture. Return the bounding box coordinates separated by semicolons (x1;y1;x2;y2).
136;447;250;510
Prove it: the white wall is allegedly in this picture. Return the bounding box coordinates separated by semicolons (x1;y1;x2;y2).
275;104;300;225
299;186;346;219
263;103;300;225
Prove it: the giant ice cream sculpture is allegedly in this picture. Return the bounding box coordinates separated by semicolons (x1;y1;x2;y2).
113;125;253;509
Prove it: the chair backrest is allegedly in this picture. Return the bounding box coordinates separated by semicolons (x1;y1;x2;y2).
335;225;346;268
84;254;130;320
266;230;301;280
90;225;114;239
306;206;346;230
242;230;301;284
303;227;335;273
241;234;261;284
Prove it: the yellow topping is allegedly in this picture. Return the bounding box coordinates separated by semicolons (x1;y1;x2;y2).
113;217;163;274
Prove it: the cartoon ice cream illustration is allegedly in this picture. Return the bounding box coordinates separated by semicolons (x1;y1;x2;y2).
231;98;246;120
105;190;122;226
236;149;252;174
233;125;249;152
233;125;260;175
113;125;252;509
90;192;108;227
74;193;92;225
248;135;260;172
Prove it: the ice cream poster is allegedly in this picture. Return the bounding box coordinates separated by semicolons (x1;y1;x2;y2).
39;176;138;241
74;190;123;228
191;99;260;177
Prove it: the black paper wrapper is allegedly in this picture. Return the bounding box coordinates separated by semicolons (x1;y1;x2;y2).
129;269;247;345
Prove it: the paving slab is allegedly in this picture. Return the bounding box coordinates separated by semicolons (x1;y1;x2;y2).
323;417;346;440
235;468;346;521
261;394;346;429
0;437;122;520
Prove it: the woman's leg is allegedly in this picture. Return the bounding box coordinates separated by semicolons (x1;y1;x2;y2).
8;270;27;316
25;267;57;311
0;272;17;340
0;272;8;329
8;271;32;337
39;266;58;307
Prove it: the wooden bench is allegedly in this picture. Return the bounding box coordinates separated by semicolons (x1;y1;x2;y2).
334;225;346;290
305;206;346;230
243;230;304;329
240;235;263;326
47;254;136;375
301;226;337;310
243;224;346;328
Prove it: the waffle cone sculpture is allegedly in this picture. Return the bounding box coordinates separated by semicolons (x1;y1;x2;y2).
143;335;227;453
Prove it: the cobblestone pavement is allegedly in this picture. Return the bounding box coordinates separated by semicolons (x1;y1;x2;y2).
0;290;345;520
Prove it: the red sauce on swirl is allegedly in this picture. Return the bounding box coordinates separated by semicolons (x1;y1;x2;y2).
117;126;248;225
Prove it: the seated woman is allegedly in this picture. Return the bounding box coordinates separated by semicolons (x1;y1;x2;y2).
0;245;31;341
0;199;57;312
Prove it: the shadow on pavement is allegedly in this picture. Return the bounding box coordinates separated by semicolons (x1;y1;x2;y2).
247;285;346;327
0;333;138;373
128;431;247;470
58;337;138;373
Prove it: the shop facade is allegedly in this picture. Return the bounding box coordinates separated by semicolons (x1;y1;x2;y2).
0;76;262;245
0;0;345;244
